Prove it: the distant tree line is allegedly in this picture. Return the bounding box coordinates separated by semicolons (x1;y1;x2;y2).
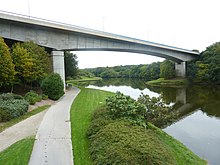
84;61;176;81
84;42;220;84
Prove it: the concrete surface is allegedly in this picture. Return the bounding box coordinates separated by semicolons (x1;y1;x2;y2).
29;87;80;165
0;110;47;152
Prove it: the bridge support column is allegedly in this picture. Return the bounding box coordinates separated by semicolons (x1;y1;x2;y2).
175;62;186;77
51;51;65;89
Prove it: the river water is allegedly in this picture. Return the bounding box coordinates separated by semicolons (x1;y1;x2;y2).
87;78;220;165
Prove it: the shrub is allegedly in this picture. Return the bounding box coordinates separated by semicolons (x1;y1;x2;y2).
137;94;178;128
87;106;114;137
41;94;48;100
0;93;23;100
88;120;175;165
41;73;64;100
106;92;146;126
0;93;15;100
24;90;42;105
0;99;29;122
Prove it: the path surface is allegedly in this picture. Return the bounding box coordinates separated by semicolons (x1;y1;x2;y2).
0;110;47;152
29;87;80;165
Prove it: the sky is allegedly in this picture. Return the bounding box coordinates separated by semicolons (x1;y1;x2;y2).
1;0;220;68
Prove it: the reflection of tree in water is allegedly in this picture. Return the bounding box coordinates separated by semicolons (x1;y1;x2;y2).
91;78;147;90
187;85;220;118
146;85;177;104
91;78;220;119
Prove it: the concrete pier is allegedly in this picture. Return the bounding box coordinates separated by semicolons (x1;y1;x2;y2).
52;51;65;87
175;62;186;77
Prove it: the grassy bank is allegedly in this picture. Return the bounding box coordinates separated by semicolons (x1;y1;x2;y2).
0;105;50;133
0;137;35;165
70;88;113;165
87;106;206;165
67;76;101;83
70;88;206;165
146;78;189;86
67;77;102;88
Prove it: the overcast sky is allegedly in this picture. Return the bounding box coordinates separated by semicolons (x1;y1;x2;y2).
1;0;220;68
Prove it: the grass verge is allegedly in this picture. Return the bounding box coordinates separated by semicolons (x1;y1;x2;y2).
0;137;35;165
70;88;113;165
146;78;189;86
0;105;50;133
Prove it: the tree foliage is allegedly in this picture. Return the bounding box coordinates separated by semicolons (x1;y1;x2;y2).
64;51;78;79
160;60;175;79
106;92;146;126
0;37;15;88
20;41;51;84
11;43;34;83
84;62;161;80
187;42;220;84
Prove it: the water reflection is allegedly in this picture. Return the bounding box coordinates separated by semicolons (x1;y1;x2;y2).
88;78;220;164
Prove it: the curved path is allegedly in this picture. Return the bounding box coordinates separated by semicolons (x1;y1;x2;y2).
0;110;47;152
29;87;80;165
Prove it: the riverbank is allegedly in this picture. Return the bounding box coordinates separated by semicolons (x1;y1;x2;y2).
67;76;101;83
67;76;102;88
146;78;189;86
70;88;206;164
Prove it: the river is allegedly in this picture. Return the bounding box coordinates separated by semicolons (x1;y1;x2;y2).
86;78;220;165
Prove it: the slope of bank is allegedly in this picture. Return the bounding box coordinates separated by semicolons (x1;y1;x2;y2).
146;78;189;86
70;88;206;165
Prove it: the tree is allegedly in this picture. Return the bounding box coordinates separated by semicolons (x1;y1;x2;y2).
160;60;175;79
201;42;220;83
64;51;78;79
0;37;15;88
11;43;34;84
187;42;220;84
20;41;52;84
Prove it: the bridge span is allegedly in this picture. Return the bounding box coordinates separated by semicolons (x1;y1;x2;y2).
0;11;199;84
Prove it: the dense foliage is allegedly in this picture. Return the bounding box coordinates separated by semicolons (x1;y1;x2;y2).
19;41;52;84
64;51;78;80
24;90;42;105
11;43;34;84
187;42;220;84
41;73;64;100
138;94;178;128
0;37;51;89
160;60;175;79
87;92;206;165
0;93;29;122
89;120;175;165
106;92;146;126
85;62;161;80
0;37;16;88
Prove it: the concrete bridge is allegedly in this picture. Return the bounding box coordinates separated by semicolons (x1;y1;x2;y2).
0;11;199;84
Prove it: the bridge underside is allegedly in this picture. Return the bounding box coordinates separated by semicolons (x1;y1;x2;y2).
0;14;199;85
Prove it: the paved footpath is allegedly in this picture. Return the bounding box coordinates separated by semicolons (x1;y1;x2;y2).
0;110;47;152
29;87;80;165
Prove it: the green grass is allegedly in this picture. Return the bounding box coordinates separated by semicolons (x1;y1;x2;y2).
146;78;189;86
0;105;50;133
70;88;113;165
0;137;35;165
148;123;207;165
